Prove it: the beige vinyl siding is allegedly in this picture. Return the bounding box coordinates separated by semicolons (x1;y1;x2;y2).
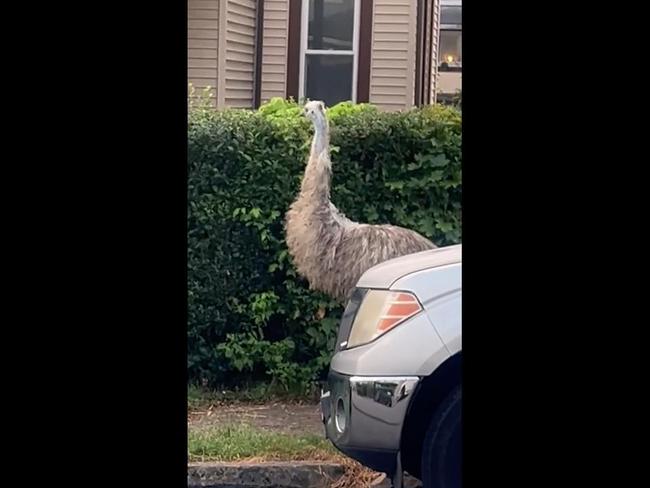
260;0;289;103
438;72;461;94
218;0;257;108
188;0;220;105
369;0;418;111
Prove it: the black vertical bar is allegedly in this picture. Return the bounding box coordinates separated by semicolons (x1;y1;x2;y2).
253;0;265;108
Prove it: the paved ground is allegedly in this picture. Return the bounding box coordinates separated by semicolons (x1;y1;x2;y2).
188;461;344;488
188;462;422;488
189;402;325;437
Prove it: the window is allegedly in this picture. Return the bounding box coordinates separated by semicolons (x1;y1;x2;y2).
299;0;360;106
439;0;462;71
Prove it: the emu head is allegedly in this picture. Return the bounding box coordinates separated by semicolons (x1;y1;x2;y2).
303;100;327;131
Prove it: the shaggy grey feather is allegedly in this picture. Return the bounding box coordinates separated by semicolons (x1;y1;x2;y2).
285;101;436;303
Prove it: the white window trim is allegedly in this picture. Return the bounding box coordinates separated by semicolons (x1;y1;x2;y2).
298;0;361;103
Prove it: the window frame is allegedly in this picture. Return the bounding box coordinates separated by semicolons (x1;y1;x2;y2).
298;0;361;103
439;0;462;72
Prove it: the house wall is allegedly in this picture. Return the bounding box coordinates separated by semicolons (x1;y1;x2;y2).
187;0;435;111
217;0;258;108
437;71;461;95
260;0;290;103
368;0;418;111
188;0;220;105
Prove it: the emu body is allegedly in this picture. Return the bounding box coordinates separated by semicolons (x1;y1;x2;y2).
285;101;436;303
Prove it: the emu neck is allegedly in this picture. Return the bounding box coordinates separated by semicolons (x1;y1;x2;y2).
310;122;329;158
300;119;332;202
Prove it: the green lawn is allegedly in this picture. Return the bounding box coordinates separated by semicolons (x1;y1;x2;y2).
188;423;337;462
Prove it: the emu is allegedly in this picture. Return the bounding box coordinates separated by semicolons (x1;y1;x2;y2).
284;100;436;303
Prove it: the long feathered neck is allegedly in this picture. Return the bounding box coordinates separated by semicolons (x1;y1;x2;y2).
300;116;332;201
310;116;329;158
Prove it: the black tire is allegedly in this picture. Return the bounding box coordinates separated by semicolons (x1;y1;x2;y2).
421;385;462;488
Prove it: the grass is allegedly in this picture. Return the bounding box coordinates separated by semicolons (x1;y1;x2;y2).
188;423;381;487
188;423;337;463
187;385;384;486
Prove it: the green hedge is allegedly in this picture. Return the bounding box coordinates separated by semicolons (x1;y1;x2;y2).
188;97;462;392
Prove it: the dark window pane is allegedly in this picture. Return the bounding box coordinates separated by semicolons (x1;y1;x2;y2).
439;30;462;66
308;0;355;50
305;54;353;106
441;6;462;26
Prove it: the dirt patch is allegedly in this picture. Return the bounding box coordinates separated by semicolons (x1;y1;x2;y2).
189;402;325;437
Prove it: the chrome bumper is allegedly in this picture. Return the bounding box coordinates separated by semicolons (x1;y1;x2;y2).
320;371;419;473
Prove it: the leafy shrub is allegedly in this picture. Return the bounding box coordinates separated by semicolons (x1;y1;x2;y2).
188;98;461;392
452;89;462;110
188;83;215;112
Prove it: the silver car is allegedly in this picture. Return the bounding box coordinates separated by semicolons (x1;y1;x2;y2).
320;245;462;488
